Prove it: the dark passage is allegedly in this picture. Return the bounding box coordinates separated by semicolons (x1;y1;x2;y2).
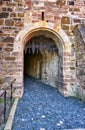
24;35;60;88
13;75;85;130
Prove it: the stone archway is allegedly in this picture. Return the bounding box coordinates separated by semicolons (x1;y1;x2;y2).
23;28;64;88
24;34;61;88
13;25;74;98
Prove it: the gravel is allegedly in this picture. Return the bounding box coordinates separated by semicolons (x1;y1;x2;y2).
13;75;85;130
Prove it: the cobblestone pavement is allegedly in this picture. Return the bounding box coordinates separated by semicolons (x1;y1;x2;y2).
13;75;85;130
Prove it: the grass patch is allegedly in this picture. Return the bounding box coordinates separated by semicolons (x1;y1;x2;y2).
0;98;4;104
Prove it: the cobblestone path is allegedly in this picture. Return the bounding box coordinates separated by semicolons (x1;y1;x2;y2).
13;75;85;130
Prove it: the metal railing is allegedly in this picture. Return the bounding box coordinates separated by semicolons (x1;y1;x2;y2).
0;79;16;124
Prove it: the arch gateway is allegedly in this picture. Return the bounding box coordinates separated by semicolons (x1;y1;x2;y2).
13;24;74;98
0;0;85;100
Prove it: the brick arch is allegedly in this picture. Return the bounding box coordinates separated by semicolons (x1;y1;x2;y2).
14;23;71;52
13;25;74;98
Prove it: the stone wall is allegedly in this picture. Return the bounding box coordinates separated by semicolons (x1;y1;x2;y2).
0;0;24;93
74;24;85;100
0;0;85;98
24;0;85;34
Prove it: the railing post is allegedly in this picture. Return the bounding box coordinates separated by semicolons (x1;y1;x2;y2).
10;83;12;106
4;90;7;123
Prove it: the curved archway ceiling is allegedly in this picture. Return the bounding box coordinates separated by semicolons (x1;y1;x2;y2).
25;35;58;54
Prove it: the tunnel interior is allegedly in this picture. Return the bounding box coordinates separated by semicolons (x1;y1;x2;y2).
24;35;61;88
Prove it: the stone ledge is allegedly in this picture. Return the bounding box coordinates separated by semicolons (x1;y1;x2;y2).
4;98;19;130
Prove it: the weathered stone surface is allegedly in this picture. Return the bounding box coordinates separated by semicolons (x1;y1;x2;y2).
7;7;13;12
79;25;85;43
61;25;69;30
0;47;2;51
74;19;81;23
15;21;24;27
70;67;75;70
0;78;3;84
0;12;9;18
5;19;14;26
69;8;80;12
74;25;85;100
61;16;70;24
56;0;66;6
14;0;22;2
10;13;17;17
2;7;7;11
0;19;4;25
4;48;13;51
5;57;15;60
18;13;24;17
2;37;14;42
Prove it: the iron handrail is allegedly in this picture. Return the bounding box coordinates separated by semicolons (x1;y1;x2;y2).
0;79;16;123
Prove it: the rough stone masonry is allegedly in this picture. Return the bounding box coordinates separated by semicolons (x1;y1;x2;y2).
0;0;85;100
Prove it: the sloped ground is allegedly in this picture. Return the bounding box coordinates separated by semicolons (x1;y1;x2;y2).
13;75;85;130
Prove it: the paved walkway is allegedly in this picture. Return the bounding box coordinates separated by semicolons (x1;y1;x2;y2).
13;75;85;130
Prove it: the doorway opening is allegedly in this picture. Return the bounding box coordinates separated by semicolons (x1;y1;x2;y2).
24;35;61;88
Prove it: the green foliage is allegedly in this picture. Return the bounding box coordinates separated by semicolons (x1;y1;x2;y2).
32;127;34;130
0;98;4;104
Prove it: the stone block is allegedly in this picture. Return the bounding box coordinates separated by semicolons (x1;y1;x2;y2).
5;57;15;60
15;21;24;27
74;19;81;23
0;19;4;25
70;67;75;70
2;37;14;43
0;47;2;51
7;7;13;12
18;13;24;17
56;0;66;6
70;25;74;31
0;12;9;18
0;78;3;84
69;8;80;12
2;7;7;11
61;16;70;24
4;48;13;51
61;25;69;30
5;19;14;26
10;13;17;17
14;0;22;2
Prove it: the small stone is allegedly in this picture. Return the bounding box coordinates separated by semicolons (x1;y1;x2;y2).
59;120;63;124
22;119;25;121
37;112;40;115
56;123;61;126
40;128;45;130
31;118;34;121
41;115;45;118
